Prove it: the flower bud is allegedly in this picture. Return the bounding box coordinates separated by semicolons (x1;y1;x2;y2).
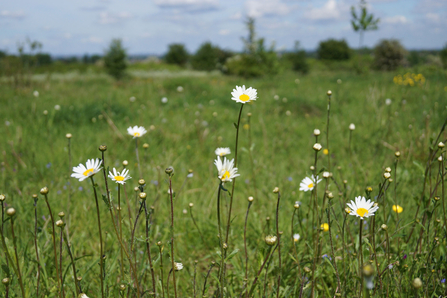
143;143;149;149
303;266;311;273
56;220;65;227
349;123;355;131
58;211;65;218
383;172;391;179
385;167;391;173
273;187;279;193
6;208;16;217
119;284;126;291
223;243;228;250
438;155;443;162
434;196;440;201
165;166;174;176
139;192;147;200
134;187;139;192
2;277;10;285
438;142;445;149
66;133;72;139
189;203;194;207
362;264;374;277
248;196;254;202
157;241;162;246
381;224;388;231
366;186;372;192
0;194;5;201
122;160;128;166
310;166;315;171
395;151;401;158
247;112;252;117
327;192;334;199
265;235;277;246
327;90;332;96
138;179;145;185
313;143;322;151
294;201;300;209
313;129;321;136
412;277;422;289
99;145;107;152
40;186;49;195
345;208;351;214
322;171;330;178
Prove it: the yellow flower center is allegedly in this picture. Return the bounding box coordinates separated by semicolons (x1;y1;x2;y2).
134;132;140;137
356;208;369;217
114;176;125;181
308;183;314;189
239;94;250;102
220;152;224;156
83;168;94;176
392;205;403;213
221;171;230;181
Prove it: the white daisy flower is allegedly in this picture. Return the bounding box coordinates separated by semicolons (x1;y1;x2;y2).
299;175;321;192
174;262;183;271
79;294;90;298
293;234;300;242
108;168;131;185
215;147;231;157
127;126;147;138
214;156;240;182
71;159;102;182
346;196;379;219
231;85;257;104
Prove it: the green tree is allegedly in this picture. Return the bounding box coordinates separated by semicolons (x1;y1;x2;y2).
373;39;407;71
165;44;189;67
351;0;380;48
317;39;351;60
104;39;127;80
440;44;447;69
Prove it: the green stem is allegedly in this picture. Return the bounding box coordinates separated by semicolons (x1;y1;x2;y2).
244;200;253;298
90;177;105;298
275;191;282;298
217;182;224;298
118;184;124;280
168;177;177;298
10;217;26;298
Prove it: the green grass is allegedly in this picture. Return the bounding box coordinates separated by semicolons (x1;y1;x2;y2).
0;66;447;297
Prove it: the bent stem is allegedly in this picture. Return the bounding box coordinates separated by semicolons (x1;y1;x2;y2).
90;177;105;298
64;229;80;296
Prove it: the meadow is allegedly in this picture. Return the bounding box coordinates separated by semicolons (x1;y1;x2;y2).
0;65;446;297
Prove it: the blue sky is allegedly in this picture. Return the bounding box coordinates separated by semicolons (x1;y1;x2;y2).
1;0;446;55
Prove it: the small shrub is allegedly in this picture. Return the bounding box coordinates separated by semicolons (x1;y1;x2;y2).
317;39;351;60
373;39;407;71
440;44;447;69
284;42;309;74
191;42;232;71
165;44;189;67
225;50;279;78
104;39;127;80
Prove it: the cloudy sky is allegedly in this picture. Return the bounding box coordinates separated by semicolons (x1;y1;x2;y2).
1;0;446;56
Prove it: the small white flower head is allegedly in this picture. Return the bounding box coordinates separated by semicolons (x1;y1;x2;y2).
346;196;379;219
174;262;183;271
108;168;131;185
127;126;147;138
273;95;279;100
215;147;231;157
187;172;193;178
129;96;136;102
337;79;342;84
79;294;90;298
33;90;39;97
313;129;321;136
161;97;168;103
71;159;102;182
313;143;322;151
385;98;392;105
214;156;240;182
349;123;355;131
293;233;300;242
177;86;184;92
54;105;61;111
231;85;257;104
322;171;330;178
299;175;322;192
295;78;300;84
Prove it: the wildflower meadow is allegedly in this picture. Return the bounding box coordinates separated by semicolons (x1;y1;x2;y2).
1;68;447;298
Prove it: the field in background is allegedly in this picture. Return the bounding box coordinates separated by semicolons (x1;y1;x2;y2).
1;66;447;297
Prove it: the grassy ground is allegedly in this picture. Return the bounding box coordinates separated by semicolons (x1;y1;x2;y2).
0;66;446;297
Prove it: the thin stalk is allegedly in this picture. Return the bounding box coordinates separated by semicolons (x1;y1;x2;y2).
143;202;156;295
217;182;224;298
167;269;173;298
189;205;207;247
33;196;42;298
244;200;253;298
100;151;141;298
136;138;142;179
59;227;65;298
118;184;124;280
90;177;105;298
248;245;275;297
193;261;197;298
327;208;341;294
10;217;26;298
359;219;364;297
372;216;383;291
168;176;177;298
159;245;165;298
43;193;62;298
441;152;446;240
202;262;215;297
64;230;80;296
67;136;72;242
326;91;332;172
247;114;258;198
310;147;319;297
275;191;282;298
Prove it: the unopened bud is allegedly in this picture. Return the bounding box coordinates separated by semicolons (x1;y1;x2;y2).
56;220;65;227
265;235;277;246
66;133;72;139
313;129;321;136
40;186;49;195
139;192;147;200
58;211;65;218
122;160;128;166
165;166;174;176
412;277;422;289
6;208;16;217
248;196;254;202
143;143;149;149
395;151;401;158
385;167;391;173
313;143;322;151
381;224;388;231
0;194;5;201
99;145;107;152
327;90;332;96
138;179;145;185
438;142;445;149
349;123;355;131
273;187;279;193
383;172;391;179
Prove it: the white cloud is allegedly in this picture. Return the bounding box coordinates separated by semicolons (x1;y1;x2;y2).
154;0;219;12
64;33;72;39
305;0;348;22
382;15;408;24
230;12;242;20
98;11;132;24
0;10;25;19
81;36;104;43
219;29;230;35
245;0;290;18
